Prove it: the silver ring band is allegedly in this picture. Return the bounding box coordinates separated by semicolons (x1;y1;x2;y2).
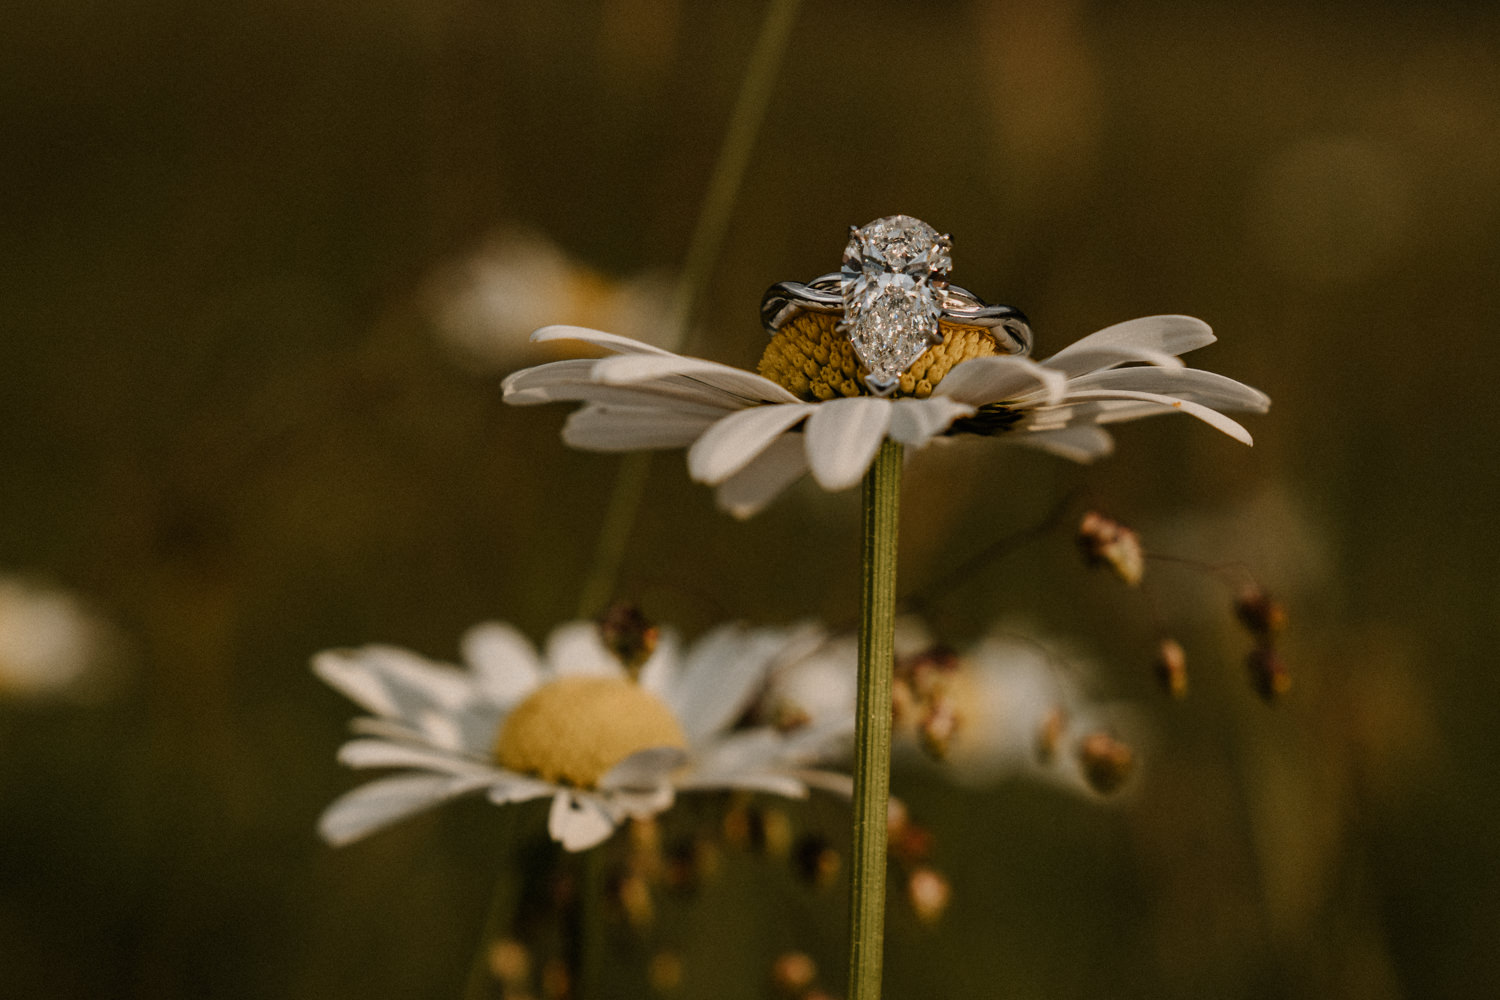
760;272;1033;356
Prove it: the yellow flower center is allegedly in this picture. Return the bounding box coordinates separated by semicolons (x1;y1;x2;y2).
494;675;687;788
757;311;1003;402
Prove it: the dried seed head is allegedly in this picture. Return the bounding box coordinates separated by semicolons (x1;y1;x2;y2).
1154;638;1189;699
1234;586;1288;638
771;952;818;994
897;643;959;699
1077;730;1135;795
766;808;795;859
664;836;716;891
541;957;570;1000
616;871;654;930
919;698;962;761
888;805;934;865
793;835;842;888
890;676;917;727
1077;511;1145;586
908;867;953;924
1035;706;1067;764
1247;644;1292;702
649;952;684;993
487;938;531;988
597;601;660;675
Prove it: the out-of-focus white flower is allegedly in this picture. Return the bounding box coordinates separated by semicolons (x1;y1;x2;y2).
762;624;1142;799
0;576;119;701
314;619;852;852
424;229;678;371
945;632;1144;798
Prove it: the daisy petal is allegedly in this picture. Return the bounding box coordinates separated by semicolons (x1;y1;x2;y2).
563;405;718;451
543;622;623;678
530;325;680;357
461;622;542;705
1061;389;1255;444
934;356;1067;406
336;738;495;776
804;397;894;491
608;784;677;819
634;629;681;696
714;434;810;519
486;776;558;805
501;359;601;404
318;772;492;846
592;354;801;404
599;746;687;791
502;366;741;414
1043;315;1216;377
313;646;474;721
548;791;619;851
1006;426;1116;462
667;626;786;744
688;404;815;485
1065;367;1271;413
888;396;975;445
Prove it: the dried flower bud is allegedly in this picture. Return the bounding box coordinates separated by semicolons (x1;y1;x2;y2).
541;957;570;1000
886;797;909;837
888;808;934;866
1154;638;1188;699
664;836;717;891
616;871;654;930
1035;706;1067;764
649;951;683;993
918;698;961;761
907;866;953;924
771;699;812;732
1077;731;1135;795
628;817;663;879
1246;644;1292;702
487;938;531;988
1233;585;1287;638
597;601;660;675
897;644;959;699
1077;511;1145;586
793;835;841;888
890;676;917;727
771;952;818;994
758;807;794;859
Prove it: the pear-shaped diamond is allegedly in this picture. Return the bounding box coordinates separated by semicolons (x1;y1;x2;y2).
840;215;952;395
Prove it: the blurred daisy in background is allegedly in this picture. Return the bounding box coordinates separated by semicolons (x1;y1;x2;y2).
315;618;851;851
0;574;122;702
503;314;1268;518
762;621;1142;799
423;228;678;372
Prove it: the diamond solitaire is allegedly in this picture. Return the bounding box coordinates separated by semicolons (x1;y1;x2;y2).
839;215;953;395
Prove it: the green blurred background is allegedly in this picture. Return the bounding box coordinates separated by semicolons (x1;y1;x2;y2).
3;0;1497;997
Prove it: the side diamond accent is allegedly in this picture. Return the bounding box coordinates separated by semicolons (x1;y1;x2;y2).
839;215;952;395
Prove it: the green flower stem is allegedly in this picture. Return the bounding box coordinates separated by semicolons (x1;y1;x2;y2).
572;845;607;1000
849;438;903;1000
574;0;802;616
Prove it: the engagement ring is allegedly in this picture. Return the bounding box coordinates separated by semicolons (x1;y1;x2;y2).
761;215;1033;396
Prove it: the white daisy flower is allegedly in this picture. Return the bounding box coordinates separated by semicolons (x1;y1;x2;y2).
314;620;851;852
501;311;1269;518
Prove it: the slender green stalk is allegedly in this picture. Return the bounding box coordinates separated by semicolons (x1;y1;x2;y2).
669;0;802;346
848;439;903;1000
573;0;802;615
572;845;608;1000
576;451;655;618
